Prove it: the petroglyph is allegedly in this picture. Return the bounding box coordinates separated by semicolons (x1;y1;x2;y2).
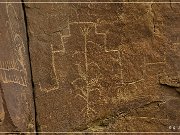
23;2;180;132
66;22;101;119
116;49;167;101
39;44;60;92
0;60;20;71
145;51;167;66
63;22;122;120
0;1;36;131
36;20;169;123
0;70;27;87
37;20;170;119
0;3;28;87
38;20;69;92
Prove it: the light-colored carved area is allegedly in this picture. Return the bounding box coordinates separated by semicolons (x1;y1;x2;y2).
35;21;169;124
0;3;28;87
69;22;107;119
25;2;180;132
0;1;35;132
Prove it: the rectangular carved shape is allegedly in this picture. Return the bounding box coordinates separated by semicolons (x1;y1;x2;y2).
25;1;180;132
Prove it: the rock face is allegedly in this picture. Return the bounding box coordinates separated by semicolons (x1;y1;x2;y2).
24;0;180;132
0;1;35;132
0;0;180;133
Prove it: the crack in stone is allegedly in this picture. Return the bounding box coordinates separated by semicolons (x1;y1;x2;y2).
21;0;38;133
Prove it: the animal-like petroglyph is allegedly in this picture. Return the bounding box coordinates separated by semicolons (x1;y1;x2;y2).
0;3;28;87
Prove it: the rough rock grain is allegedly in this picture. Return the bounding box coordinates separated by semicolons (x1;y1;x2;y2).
4;0;179;133
0;1;35;132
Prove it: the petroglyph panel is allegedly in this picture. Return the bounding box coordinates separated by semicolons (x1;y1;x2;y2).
0;1;35;132
25;1;180;132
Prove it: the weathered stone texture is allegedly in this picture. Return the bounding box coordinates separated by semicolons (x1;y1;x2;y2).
25;0;180;132
0;1;35;132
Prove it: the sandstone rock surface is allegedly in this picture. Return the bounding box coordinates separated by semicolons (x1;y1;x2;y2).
0;0;179;133
24;0;180;132
0;1;35;132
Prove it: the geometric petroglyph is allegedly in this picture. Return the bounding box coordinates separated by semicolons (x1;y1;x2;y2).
38;43;60;92
38;22;123;120
23;2;180;132
69;22;106;119
37;21;168;121
0;3;28;87
65;22;121;120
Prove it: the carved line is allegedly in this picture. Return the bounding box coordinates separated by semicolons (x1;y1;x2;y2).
68;22;111;119
0;2;28;87
0;59;27;87
14;34;27;72
0;60;22;72
39;44;60;92
6;3;20;39
0;70;27;87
